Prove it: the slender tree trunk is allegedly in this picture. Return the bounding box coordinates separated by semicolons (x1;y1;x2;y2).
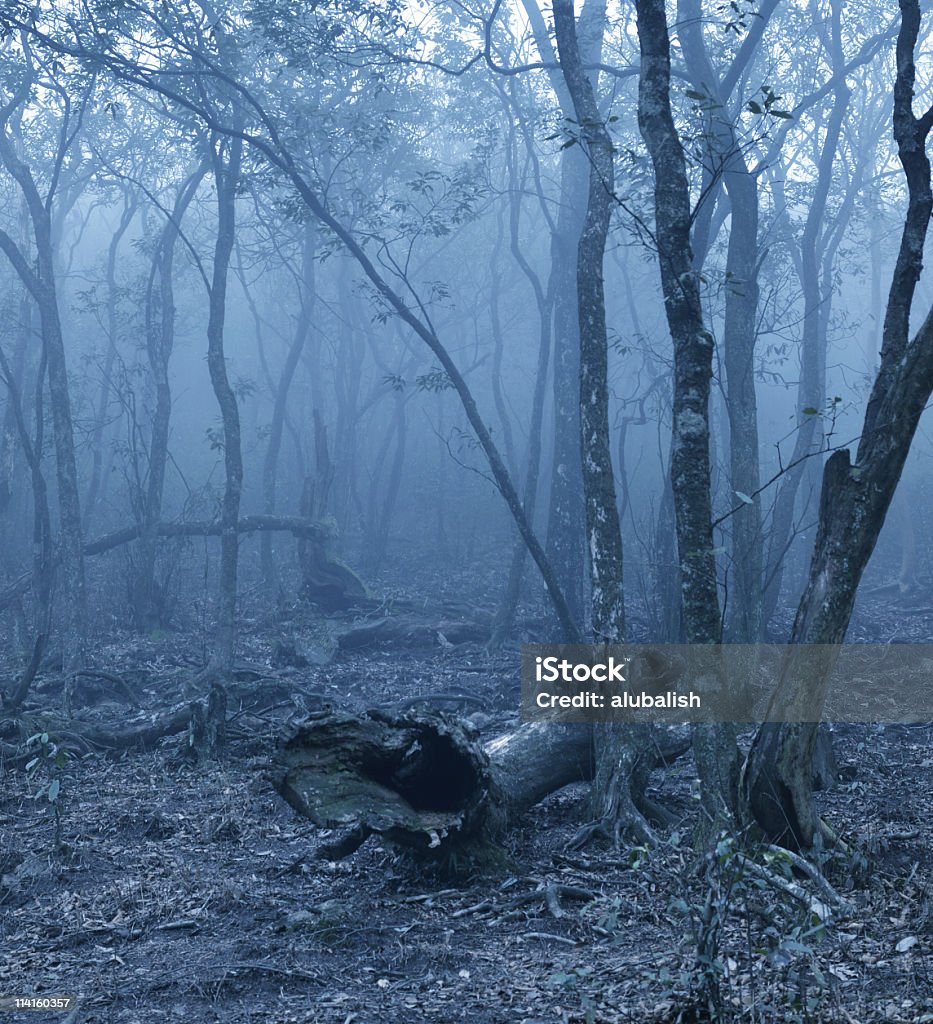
677;0;771;641
135;164;207;629
553;0;624;644
204;129;244;677
553;0;661;849
85;194;136;532
634;0;739;822
528;0;608;634
761;0;851;632
261;220;316;586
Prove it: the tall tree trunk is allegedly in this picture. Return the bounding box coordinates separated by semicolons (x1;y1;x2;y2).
634;0;739;822
84;193;136;532
761;0;851;632
261;220;316;586
677;0;781;641
519;0;608;634
552;0;624;644
745;0;933;847
135;164;207;629
204;129;244;678
553;0;659;849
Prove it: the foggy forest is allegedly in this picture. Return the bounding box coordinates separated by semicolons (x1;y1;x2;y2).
1;0;932;1020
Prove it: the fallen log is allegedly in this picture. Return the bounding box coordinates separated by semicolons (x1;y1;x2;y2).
272;710;692;867
0;516;330;612
3;678;306;757
83;514;329;556
335;616;491;651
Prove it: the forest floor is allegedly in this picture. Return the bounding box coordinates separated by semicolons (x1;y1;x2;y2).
2;588;933;1023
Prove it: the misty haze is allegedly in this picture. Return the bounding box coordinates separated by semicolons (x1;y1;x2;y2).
0;0;931;1020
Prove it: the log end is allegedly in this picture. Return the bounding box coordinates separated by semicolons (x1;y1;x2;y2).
271;709;508;870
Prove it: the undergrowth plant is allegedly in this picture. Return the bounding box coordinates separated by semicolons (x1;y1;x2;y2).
24;731;72;854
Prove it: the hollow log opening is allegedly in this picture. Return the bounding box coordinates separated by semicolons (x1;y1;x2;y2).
272;709;505;866
357;727;483;814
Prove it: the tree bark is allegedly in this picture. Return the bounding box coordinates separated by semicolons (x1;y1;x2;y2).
519;0;607;634
678;0;770;642
634;0;739;822
553;1;666;848
553;0;625;645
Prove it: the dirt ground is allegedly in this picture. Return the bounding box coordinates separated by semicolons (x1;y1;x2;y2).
2;596;932;1023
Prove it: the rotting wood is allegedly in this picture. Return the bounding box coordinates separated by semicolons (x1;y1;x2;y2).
272;709;692;865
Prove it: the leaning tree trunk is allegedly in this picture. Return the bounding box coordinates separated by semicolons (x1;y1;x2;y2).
744;0;933;848
634;0;740;823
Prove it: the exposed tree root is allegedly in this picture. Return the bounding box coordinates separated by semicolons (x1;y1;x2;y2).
568;724;691;851
567;807;656;851
735;853;846;924
452;881;595;921
761;843;851;912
